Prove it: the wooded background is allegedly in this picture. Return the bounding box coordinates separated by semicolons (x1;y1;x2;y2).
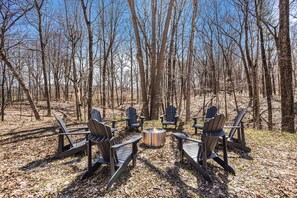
0;0;296;132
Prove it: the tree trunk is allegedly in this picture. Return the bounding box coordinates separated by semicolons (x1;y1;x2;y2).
127;0;149;118
150;0;174;120
278;0;295;132
1;63;6;121
35;0;51;116
255;0;273;130
1;53;40;120
185;0;197;121
244;0;260;128
81;0;94;120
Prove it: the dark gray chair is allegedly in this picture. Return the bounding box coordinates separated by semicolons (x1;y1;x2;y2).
173;114;235;182
82;119;142;189
223;108;250;152
160;105;179;129
54;115;89;158
193;106;218;134
126;107;145;131
90;108;116;134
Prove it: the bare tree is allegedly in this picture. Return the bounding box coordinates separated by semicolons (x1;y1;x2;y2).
127;0;149;118
150;0;174;119
0;0;40;120
185;0;198;121
278;0;295;132
81;0;94;119
34;0;51;116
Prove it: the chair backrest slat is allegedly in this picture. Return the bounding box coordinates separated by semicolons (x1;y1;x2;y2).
165;105;176;122
126;107;137;125
203;114;226;157
55;115;74;147
90;109;103;122
229;108;247;138
205;106;218;119
87;119;115;162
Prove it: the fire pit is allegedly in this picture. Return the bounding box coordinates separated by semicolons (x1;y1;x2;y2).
142;128;166;147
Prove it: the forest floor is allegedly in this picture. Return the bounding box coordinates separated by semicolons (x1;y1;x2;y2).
0;100;296;197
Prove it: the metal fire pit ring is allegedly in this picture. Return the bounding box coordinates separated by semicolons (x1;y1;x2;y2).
142;128;166;147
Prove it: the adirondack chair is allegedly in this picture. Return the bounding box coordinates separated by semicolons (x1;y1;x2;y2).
126;107;145;131
193;106;218;134
54;115;89;158
82;119;142;189
90;108;117;134
160;105;179;129
222;108;250;152
173;114;235;182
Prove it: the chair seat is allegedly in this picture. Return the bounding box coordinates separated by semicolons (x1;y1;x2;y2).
130;123;140;128
116;146;133;165
73;139;87;148
163;121;175;125
183;143;199;159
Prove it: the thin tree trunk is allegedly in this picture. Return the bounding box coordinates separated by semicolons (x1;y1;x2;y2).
1;63;6;121
185;0;197;121
1;53;40;120
256;0;273;129
81;0;94;119
128;0;149;118
35;0;51;116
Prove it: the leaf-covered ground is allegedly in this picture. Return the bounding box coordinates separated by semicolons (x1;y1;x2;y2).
0;103;296;197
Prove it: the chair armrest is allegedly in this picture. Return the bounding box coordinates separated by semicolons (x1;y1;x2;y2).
224;125;241;129
58;131;90;135
173;133;201;144
193;117;198;126
111;135;142;149
174;115;179;124
139;116;145;126
160;115;164;122
125;117;130;125
67;126;88;132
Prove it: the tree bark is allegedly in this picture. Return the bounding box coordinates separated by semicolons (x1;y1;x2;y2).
185;0;197;121
150;0;174;119
127;0;149;118
278;0;295;132
255;0;273;130
35;0;51;116
81;0;94;120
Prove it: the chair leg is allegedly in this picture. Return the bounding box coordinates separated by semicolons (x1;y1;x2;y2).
58;129;64;153
82;141;103;179
107;155;132;189
87;140;92;172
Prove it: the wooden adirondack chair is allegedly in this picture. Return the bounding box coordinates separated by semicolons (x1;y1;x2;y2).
173;114;235;182
126;107;145;131
54;115;89;158
90;108;117;134
160;105;179;129
193;106;218;134
82;119;142;189
223;108;250;152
